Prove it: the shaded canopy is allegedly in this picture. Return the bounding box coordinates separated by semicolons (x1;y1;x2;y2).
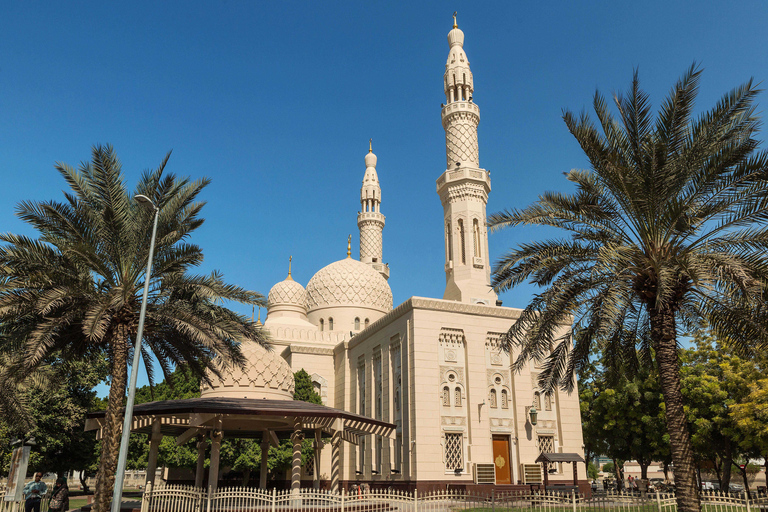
535;453;585;463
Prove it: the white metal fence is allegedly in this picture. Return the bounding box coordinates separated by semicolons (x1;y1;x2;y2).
139;484;768;512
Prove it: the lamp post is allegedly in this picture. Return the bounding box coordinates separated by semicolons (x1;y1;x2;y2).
111;195;159;512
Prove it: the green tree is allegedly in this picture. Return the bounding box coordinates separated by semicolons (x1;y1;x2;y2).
489;68;768;512
680;332;763;495
0;145;269;511
731;379;768;482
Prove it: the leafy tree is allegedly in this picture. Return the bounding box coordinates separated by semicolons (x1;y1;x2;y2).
731;378;768;482
489;67;768;512
0;356;107;483
681;332;763;495
0;145;269;511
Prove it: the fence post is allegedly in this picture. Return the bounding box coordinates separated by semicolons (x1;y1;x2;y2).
744;490;751;512
492;488;496;512
340;488;345;512
414;489;418;512
572;489;577;512
655;491;662;512
140;481;151;512
206;485;212;512
271;487;276;512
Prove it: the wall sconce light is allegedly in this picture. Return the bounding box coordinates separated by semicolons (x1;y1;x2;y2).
528;405;539;427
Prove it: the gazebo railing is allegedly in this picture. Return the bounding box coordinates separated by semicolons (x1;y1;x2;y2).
140;483;765;512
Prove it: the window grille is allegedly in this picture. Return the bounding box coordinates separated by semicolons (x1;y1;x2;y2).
544;393;552;411
442;386;450;406
534;391;541;409
501;389;509;408
444;433;463;470
489;389;497;408
538;435;555;472
454;386;462;407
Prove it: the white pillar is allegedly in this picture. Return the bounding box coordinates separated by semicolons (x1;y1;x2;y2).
145;420;163;487
208;430;223;491
195;435;206;488
260;432;270;489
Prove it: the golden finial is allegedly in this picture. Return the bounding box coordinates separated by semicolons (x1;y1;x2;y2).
453;11;457;29
369;138;373;153
286;255;293;281
256;308;262;326
347;235;352;258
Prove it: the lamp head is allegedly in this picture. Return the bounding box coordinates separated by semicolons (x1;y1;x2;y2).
134;195;158;211
529;406;538;426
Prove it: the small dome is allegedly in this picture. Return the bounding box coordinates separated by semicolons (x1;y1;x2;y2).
200;340;294;400
447;27;464;48
268;278;307;309
306;258;393;313
365;151;377;169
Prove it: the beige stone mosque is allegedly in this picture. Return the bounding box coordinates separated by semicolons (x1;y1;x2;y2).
203;16;586;491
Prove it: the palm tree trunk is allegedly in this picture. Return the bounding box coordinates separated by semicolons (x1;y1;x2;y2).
93;325;130;512
650;306;701;512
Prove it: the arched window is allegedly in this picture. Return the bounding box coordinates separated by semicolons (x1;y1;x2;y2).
319;319;324;331
454;387;462;407
489;389;497;408
544;393;552;411
458;219;466;264
534;392;541;409
501;389;509;409
354;318;360;330
473;219;481;257
365;318;369;328
328;318;334;331
442;386;450;406
446;220;453;262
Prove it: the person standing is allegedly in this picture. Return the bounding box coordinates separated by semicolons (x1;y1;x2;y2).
48;478;69;512
23;472;47;512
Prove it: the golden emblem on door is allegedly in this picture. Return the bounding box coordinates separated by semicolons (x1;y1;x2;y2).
495;455;506;468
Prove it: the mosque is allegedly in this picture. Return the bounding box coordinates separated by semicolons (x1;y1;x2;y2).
202;16;586;491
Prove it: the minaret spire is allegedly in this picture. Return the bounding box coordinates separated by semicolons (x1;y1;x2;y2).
286;255;293;281
437;16;497;304
357;141;389;280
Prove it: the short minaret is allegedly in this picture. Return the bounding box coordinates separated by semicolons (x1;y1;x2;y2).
437;14;497;304
358;140;389;280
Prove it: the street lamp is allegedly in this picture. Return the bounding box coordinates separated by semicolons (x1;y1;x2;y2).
111;195;159;512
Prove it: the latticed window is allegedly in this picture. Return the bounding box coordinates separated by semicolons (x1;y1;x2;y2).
534;392;541;409
489;389;497;408
545;393;552;411
444;433;463;471
454;387;462;407
538;435;555;472
442;386;450;406
501;389;509;408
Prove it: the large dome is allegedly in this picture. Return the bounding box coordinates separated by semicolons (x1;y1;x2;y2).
306;258;393;312
200;340;294;400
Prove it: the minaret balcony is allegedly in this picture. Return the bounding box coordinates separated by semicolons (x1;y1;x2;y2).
436;167;491;194
441;101;479;120
357;212;385;223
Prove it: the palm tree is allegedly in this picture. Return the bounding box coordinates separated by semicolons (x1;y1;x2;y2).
0;145;269;512
489;67;768;512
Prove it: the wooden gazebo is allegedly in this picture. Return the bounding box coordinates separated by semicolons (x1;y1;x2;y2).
535;452;585;489
86;397;394;493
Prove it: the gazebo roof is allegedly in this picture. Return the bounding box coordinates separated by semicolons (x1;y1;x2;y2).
535;452;585;463
85;397;394;443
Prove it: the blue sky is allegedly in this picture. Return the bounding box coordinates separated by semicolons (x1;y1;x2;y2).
1;1;767;393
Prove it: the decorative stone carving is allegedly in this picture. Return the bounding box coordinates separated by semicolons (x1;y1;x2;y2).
441;416;467;426
201;340;295;400
267;278;307;308
440;366;465;385
306;257;393;312
444;349;457;362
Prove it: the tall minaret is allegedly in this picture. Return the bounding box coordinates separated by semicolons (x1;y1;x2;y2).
358;140;389;280
437;14;497;304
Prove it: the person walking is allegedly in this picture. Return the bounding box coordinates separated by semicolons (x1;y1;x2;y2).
48;478;69;512
23;472;47;512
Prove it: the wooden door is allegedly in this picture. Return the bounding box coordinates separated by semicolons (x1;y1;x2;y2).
492;435;511;484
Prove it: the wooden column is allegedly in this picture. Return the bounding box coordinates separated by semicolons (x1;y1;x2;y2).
145;420;163;486
573;462;578;486
313;429;322;490
208;430;223;491
260;431;270;489
330;427;342;493
291;419;303;495
194;435;206;488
